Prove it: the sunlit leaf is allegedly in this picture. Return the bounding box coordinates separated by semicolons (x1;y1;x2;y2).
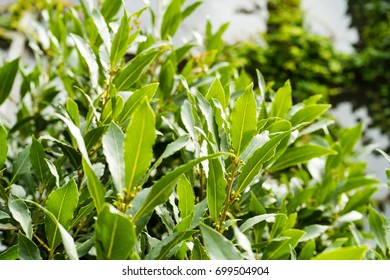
110;10;129;67
270;80;292;118
177;175;195;218
82;158;105;213
0;58;19;106
313;246;368;260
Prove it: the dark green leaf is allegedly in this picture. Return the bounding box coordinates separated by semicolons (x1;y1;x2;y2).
207;157;226;223
45;179;79;250
0;124;7;168
10;146;31;186
30;136;50;183
262;229;305;260
191;238;210;260
124;99;156;192
0;58;19;106
103;122;125;195
95;204;136;260
8;194;32;239
269;144;337;172
199;224;242;260
239;214;279;234
231;83;257;156
18;232;42;260
101;0;122;21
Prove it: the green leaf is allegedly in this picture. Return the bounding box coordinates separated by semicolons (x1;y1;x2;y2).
145;231;196;260
230;83;257;156
196;91;218;145
101;0;122;21
71;33;99;88
161;0;182;40
66;98;80;127
70;202;95;228
0;210;10;220
177;175;195;218
110;10;129;67
300;224;329;242
269;144;337;172
0;245;18;260
95;204;136;260
236;131;290;193
341;186;377;214
113;50;161;91
0;123;7;168
339;124;363;155
270;80;292;118
18;232;42;260
124;99;156;192
91;8;111;52
368;206;388;254
239;214;280;234
0;58;19;106
8;194;32;239
103;122;125;195
199;224;242;260
82;158;105;214
206;78;226;108
262;229;305;260
133;152;227;222
159;60;175;99
182;1;202;20
117;83;159;125
207;157;226;224
45;179;79;250
290;104;331;126
191;238;210;260
313;246;368;260
181;99;197;139
377;148;390;164
299;240;316;260
10;146;31;186
30;136;50;184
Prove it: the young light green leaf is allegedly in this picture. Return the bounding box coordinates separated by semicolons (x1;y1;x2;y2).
23;199;78;260
262;229;305;260
0;124;7;168
299;240;316;260
103;122;125;195
91;9;111;52
124;99;156;192
231;83;257;156
45;179;79;250
0;245;18;260
8;194;32;239
66;98;80;127
118;83;159;125
71;33;98;88
199;224;242;260
177;175;195;218
269;144;337;172
161;0;182;40
339;123;363;155
290;104;331;126
313;246;368;260
145;231;196;260
207;157;226;224
236;131;290;193
300;225;329;242
133;152;228;222
95;204;136;260
206;78;226;108
0;58;19;106
82;158;105;214
110;10;129;67
101;0;122;21
113;50;161;91
368;206;388;254
256;69;266;99
182;1;202;20
270;80;292;118
18;232;42;260
30;136;50;184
